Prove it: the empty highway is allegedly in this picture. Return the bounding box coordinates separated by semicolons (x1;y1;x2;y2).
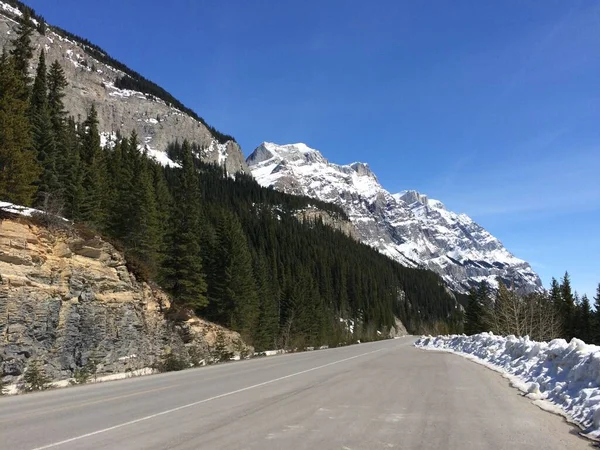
0;337;591;450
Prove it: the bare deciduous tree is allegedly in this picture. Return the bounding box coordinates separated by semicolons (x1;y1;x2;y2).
487;282;562;341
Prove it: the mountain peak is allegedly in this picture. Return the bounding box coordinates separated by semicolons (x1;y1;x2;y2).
349;162;377;179
248;145;542;293
247;142;327;167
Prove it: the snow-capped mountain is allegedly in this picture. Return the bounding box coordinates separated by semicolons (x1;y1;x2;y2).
247;142;542;293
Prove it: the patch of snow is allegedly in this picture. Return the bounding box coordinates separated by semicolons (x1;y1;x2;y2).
0;201;70;223
0;1;22;18
0;201;38;217
415;333;600;440
143;145;180;168
99;131;117;149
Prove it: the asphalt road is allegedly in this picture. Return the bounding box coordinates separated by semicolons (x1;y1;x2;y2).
0;337;592;450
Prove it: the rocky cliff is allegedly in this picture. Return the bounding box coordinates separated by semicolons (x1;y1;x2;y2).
295;207;359;241
247;142;542;293
0;215;251;389
0;2;248;174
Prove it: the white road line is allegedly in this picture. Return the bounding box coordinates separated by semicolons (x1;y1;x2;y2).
30;347;385;450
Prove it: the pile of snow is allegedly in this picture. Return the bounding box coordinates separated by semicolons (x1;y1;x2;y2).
416;333;600;440
0;201;70;223
0;201;38;217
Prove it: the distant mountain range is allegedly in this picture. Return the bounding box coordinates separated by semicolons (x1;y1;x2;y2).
247;142;542;293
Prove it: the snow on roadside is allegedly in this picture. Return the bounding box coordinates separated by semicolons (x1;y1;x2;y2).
415;333;600;440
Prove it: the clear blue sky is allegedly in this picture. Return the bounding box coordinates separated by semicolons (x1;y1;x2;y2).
26;0;600;297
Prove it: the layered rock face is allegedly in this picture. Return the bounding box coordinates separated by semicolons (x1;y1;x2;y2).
0;5;247;174
247;142;542;293
0;218;250;385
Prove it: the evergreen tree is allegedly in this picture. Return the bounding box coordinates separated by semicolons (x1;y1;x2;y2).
127;137;161;275
47;60;70;198
30;51;59;205
560;272;576;340
47;61;68;131
209;211;259;340
576;294;592;343
78;105;107;227
0;50;39;205
253;253;279;350
464;287;484;335
162;141;207;311
9;9;34;89
60;117;83;218
592;284;600;344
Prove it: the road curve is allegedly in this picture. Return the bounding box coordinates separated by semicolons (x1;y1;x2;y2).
0;337;592;450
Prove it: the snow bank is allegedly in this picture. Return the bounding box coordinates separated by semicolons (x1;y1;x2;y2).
415;333;600;440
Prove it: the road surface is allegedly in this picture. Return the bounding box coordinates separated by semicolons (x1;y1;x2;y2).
0;337;592;450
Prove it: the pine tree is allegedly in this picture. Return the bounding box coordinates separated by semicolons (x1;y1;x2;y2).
9;9;35;89
577;294;592;343
60;117;83;218
210;211;259;339
162;141;207;311
592;284;600;344
30;51;59;205
253;252;279;350
78;105;107;227
464;287;484;335
560;272;576;340
0;50;39;205
47;60;70;200
127;139;161;275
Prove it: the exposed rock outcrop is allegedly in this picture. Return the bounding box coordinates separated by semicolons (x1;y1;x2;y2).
295;208;359;240
0;217;251;387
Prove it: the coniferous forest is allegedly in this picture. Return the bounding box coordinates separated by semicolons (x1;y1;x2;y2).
0;13;462;350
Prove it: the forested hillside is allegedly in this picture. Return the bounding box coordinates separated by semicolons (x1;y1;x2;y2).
0;12;461;350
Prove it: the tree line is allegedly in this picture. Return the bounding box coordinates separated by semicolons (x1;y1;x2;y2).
0;15;461;350
465;273;600;343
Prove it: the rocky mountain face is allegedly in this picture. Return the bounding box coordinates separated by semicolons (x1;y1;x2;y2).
0;2;247;173
247;142;542;293
0;216;251;388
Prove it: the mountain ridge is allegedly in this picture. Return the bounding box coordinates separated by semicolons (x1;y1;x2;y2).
0;0;247;173
247;141;542;293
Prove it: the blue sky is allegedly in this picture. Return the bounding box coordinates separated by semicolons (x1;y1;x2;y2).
27;0;600;297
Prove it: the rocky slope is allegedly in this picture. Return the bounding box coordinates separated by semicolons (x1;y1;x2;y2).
0;1;247;173
247;142;542;293
0;214;251;388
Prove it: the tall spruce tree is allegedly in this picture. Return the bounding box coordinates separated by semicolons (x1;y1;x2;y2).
593;284;600;344
560;272;576;339
464;287;484;335
60;116;83;218
30;51;59;205
9;9;34;89
78;105;107;227
210;211;259;339
47;60;70;200
577;294;592;343
127;137;161;275
162;141;207;311
0;50;39;205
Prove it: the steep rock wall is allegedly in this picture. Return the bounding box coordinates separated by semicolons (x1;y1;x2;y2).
0;218;251;386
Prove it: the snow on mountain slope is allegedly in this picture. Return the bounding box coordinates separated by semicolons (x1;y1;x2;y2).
247;142;542;292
